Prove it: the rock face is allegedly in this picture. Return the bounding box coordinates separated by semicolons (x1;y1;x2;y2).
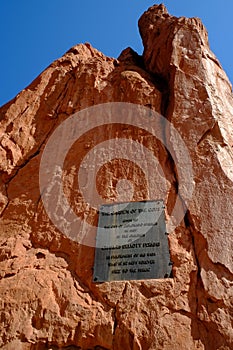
0;4;233;350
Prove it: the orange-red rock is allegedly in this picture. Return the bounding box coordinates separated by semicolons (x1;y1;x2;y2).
0;4;233;350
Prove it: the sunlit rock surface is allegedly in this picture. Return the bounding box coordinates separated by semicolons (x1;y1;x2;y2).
0;4;233;350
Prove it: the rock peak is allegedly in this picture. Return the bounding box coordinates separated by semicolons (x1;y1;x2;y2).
139;3;210;77
146;3;169;15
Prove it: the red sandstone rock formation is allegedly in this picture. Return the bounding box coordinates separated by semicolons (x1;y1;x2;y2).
0;4;233;350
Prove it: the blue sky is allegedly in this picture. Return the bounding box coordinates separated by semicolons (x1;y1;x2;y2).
1;0;233;107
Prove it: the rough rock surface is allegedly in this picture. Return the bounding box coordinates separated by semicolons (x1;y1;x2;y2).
0;4;233;350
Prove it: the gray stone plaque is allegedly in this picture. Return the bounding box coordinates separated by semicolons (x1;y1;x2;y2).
93;200;172;282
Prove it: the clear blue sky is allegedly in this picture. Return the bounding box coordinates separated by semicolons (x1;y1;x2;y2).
1;1;233;107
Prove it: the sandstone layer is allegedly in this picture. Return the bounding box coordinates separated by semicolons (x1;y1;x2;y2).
0;4;233;350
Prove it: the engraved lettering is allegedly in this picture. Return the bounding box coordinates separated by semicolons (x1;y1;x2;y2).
142;242;160;248
138;268;151;272
122;243;142;249
93;200;172;282
138;260;155;265
147;252;156;257
130;268;137;273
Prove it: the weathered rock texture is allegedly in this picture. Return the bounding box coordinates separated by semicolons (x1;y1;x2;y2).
0;4;233;350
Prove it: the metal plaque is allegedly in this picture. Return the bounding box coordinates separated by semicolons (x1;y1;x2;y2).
93;200;172;282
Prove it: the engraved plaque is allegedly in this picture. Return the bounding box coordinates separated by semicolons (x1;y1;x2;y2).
93;200;172;282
